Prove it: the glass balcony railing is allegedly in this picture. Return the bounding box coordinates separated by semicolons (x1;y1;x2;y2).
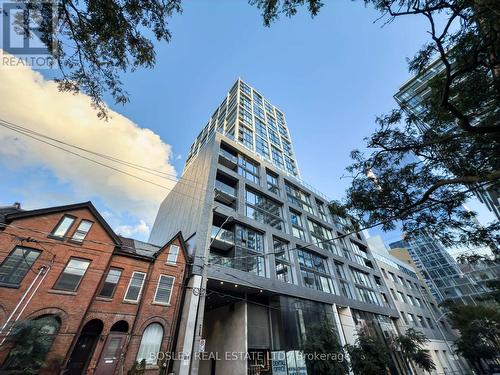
211;226;234;245
219;148;238;164
209;252;266;277
215;180;236;197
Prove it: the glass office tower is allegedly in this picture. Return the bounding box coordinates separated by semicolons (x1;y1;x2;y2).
394;60;500;220
389;233;487;305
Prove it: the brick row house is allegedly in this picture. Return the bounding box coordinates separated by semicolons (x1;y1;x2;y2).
0;202;190;374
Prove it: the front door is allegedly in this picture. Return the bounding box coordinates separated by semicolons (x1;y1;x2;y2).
65;334;100;375
94;333;127;375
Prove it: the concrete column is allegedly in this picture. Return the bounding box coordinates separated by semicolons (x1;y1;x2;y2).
337;306;357;345
332;304;353;375
173;275;202;375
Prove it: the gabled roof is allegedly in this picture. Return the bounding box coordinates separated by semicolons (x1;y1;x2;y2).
153;231;190;261
4;201;122;245
116;231;190;263
118;236;161;258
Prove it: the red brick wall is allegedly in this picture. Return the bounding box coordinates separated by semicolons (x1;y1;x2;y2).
0;209;188;375
0;207;117;370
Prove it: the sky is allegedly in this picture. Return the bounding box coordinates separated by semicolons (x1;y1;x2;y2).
0;0;494;243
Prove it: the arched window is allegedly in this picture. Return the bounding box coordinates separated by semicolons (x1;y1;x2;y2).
136;323;163;365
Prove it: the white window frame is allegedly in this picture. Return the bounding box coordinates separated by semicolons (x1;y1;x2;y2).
71;219;93;242
153;275;175;305
123;271;146;303
166;245;179;265
51;215;76;238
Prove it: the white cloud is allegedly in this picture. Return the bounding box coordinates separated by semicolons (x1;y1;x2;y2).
0;53;177;230
115;220;151;237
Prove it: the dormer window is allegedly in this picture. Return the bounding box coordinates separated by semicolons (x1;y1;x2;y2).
166;245;179;265
71;220;93;242
51;215;76;238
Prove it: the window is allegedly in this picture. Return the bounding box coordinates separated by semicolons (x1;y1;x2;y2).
390;288;398;300
98;268;122;298
426;317;434;329
389;272;398;283
284;156;296;175
381;292;390;306
276;261;293;283
285;182;314;214
124;272;146;302
154;275;174;304
334;262;347;280
71;220;93;242
400;311;409;325
355;286;380;305
238;155;259;184
0;247;41;286
166;245;179;265
381;268;388;278
418;315;426;328
297;249;334;294
256;136;270;158
274;238;293;284
254;103;265;120
397;291;408;303
407;313;417;326
255;118;267;137
246;190;284;230
51;215;75;238
340;280;353;299
316;200;330;222
236;226;263;252
266;171;280;195
351;242;372;268
271;146;284;169
137;323;164;365
308;219;334;252
351;268;373;288
238;125;254;148
235;225;265;277
289;210;306;240
53;258;90;291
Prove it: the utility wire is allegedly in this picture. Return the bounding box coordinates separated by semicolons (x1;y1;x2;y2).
0;120;215;208
0;118;206;187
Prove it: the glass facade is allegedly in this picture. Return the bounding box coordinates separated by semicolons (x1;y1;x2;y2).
185;79;299;178
285;182;314;214
245;189;284;230
297;249;334;294
307;219;334;252
274;238;293;284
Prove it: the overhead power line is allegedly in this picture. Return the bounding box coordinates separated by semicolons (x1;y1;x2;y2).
0;118;206;186
0;119;216;207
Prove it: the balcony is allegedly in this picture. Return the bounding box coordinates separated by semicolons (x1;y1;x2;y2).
211;226;234;251
214;180;237;205
219;148;238;169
